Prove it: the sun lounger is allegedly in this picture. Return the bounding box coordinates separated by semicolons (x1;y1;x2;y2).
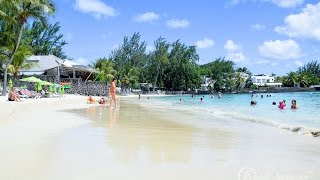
21;89;41;99
16;90;29;99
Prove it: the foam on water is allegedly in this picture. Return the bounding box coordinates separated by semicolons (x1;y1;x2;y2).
139;92;320;136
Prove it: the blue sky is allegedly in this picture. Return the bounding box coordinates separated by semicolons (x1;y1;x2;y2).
52;0;320;75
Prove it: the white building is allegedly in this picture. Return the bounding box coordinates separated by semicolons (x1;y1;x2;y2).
200;76;213;91
21;55;96;80
251;74;282;87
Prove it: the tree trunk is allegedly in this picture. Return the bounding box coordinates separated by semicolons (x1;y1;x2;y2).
1;25;23;96
153;64;160;91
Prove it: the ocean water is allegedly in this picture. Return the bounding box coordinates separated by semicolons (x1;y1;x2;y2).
139;92;320;134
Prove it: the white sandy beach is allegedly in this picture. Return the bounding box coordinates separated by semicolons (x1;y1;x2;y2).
0;94;319;180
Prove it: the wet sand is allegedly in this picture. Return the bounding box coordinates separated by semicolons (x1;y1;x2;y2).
0;95;319;180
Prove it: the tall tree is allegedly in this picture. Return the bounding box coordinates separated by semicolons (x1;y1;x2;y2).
0;0;55;95
110;32;147;87
297;61;320;77
199;57;235;90
149;37;169;90
164;40;199;91
25;21;68;59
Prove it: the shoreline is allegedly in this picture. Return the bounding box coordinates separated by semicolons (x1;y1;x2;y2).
0;94;320;179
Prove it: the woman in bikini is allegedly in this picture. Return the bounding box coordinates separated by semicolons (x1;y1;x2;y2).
109;78;117;108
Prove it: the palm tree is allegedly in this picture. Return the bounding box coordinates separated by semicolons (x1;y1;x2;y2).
282;72;299;87
0;0;55;95
234;72;245;90
7;43;38;79
93;58;116;82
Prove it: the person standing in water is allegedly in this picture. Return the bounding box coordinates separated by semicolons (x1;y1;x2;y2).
291;99;298;109
109;78;117;108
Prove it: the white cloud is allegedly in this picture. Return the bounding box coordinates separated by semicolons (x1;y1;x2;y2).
274;2;320;41
75;57;89;65
224;40;246;62
271;0;304;8
294;60;304;66
74;0;118;19
224;40;241;51
251;24;266;31
226;52;246;62
134;12;160;23
195;38;215;49
258;39;302;59
226;0;304;8
166;19;190;29
271;62;278;66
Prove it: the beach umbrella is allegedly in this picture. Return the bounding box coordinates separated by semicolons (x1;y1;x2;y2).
39;80;53;86
53;84;56;92
49;85;53;92
35;82;42;91
20;76;42;83
58;86;63;94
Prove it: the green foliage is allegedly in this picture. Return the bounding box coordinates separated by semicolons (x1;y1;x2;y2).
24;21;68;59
110;32;147;85
282;61;320;87
148;37;169;90
199;57;235;90
92;57;116;82
297;61;320;77
163;40;199;91
249;84;258;89
0;0;55;95
108;34;200;91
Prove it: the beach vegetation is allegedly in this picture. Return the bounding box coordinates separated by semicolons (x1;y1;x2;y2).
24;21;68;59
0;0;55;95
92;57;116;82
281;61;320;87
199;58;235;91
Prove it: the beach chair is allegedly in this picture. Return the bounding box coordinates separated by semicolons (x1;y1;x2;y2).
25;89;42;99
16;89;29;99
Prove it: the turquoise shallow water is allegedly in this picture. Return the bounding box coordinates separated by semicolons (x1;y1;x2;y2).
142;92;320;133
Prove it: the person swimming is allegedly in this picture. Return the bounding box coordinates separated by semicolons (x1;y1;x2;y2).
291;99;298;109
98;97;106;104
278;101;286;109
250;100;257;106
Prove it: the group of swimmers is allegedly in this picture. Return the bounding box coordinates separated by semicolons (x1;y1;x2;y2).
250;94;298;110
274;99;297;109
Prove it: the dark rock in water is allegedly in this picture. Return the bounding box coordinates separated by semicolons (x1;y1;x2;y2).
311;131;320;137
291;127;302;132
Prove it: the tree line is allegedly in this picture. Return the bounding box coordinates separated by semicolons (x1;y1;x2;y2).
93;32;320;91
